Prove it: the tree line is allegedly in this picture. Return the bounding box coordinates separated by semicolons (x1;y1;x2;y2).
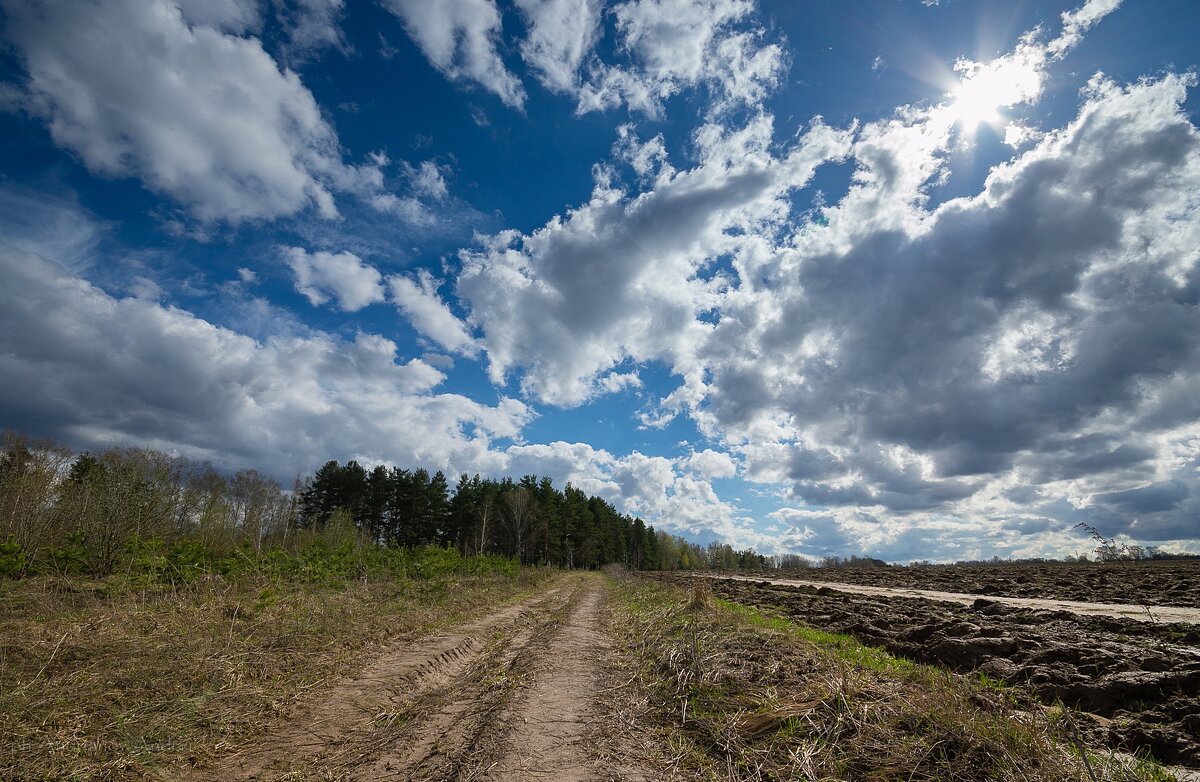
8;431;1178;579
294;459;772;571
0;431;772;578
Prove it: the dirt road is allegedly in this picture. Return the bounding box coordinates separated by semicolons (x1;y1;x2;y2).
708;573;1200;624
172;575;633;781
480;584;611;780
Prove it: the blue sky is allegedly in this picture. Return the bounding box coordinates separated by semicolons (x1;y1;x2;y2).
2;0;1199;562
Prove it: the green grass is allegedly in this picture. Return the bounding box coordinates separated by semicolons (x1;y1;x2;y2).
603;574;1181;782
716;596;919;675
0;560;552;782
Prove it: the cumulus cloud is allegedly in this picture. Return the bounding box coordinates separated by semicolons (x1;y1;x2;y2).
383;0;781;118
457;115;853;406
702;70;1200;550
787;75;1196;538
0;244;754;547
503;441;767;548
685;448;737;480
456;2;1200;556
574;0;785;117
283;246;386;311
382;0;526;108
1;0;378;223
388;270;478;356
598;371;643;394
514;0;602;94
0;244;530;478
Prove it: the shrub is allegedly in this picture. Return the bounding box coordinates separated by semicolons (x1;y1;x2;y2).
0;536;25;577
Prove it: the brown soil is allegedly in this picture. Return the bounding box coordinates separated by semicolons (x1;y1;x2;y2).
167;575;644;781
480;585;611;780
751;559;1200;608
706;576;1200;771
714;573;1200;624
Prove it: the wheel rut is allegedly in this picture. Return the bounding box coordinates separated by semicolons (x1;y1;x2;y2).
347;584;579;780
352;575;640;781
477;583;613;781
173;585;568;781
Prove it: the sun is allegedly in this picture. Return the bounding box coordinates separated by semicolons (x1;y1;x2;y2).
942;56;1043;135
948;76;1003;129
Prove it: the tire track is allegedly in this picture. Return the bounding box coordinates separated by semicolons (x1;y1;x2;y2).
347;584;580;780
478;580;614;781
175;584;568;781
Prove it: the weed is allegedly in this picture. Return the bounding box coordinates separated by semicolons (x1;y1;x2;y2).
603;574;1178;782
0;560;546;781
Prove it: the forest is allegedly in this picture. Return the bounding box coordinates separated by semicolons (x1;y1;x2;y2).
0;431;770;579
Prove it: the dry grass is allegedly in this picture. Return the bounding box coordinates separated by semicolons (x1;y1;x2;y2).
298;580;582;781
601;575;1177;782
0;570;550;781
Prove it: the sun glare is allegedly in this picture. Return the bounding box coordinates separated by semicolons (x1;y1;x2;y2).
943;56;1044;136
949;77;1003;129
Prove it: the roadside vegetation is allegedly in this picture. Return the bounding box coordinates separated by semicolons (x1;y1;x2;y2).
601;574;1179;782
0;432;564;780
0;430;730;582
0;538;551;781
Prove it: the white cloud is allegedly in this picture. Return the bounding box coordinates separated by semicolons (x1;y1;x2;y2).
685;448;737;480
503;441;767;548
176;0;261;33
574;0;784;117
713;71;1200;550
388;270;478;356
514;0;602;93
275;0;349;62
457;2;1200;559
1051;0;1123;57
382;0;526;108
598;371;643;394
457;114;852;405
0;244;757;546
128;276;164;300
0;185;105;272
614;0;748;85
939;0;1122;131
406;160;449;201
0;244;530;478
283;246;386;311
1;0;378;223
370;193;434;224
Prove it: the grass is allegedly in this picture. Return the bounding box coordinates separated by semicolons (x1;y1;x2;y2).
298;576;585;780
0;555;552;781
717;597;917;676
602;574;1180;782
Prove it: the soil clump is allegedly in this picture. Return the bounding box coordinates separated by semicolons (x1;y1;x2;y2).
708;576;1200;770
757;559;1200;608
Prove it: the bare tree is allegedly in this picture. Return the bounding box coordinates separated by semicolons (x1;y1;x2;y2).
60;447;185;575
475;492;495;556
0;432;73;568
502;487;538;564
229;469;289;552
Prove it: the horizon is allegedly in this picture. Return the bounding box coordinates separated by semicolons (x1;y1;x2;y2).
2;0;1199;562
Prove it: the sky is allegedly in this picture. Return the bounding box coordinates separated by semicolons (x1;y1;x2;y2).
1;0;1199;563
